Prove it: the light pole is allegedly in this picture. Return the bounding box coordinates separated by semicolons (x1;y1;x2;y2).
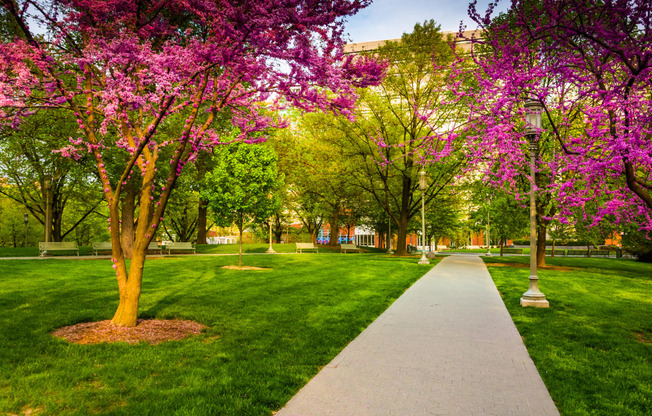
485;197;492;256
520;97;549;307
267;217;276;253
418;171;429;265
23;213;29;247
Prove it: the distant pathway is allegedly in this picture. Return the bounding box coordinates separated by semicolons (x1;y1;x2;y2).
277;255;559;416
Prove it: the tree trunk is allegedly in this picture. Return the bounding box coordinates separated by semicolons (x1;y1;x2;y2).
394;213;409;256
386;228;391;251
393;171;412;256
196;197;208;244
535;198;551;267
238;213;243;268
327;208;340;247
273;215;283;243
110;145;167;327
274;229;283;244
121;183;136;259
43;182;54;242
534;171;554;268
52;201;63;242
110;190;147;328
111;248;145;327
536;219;547;267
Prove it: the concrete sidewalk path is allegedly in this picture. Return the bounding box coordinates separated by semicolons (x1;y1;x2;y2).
277;255;559;416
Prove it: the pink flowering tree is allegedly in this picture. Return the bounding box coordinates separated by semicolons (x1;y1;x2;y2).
0;0;384;327
452;0;652;232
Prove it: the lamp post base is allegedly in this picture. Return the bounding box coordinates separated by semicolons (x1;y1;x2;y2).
520;297;549;307
520;288;549;307
267;247;276;254
418;256;430;265
521;273;549;307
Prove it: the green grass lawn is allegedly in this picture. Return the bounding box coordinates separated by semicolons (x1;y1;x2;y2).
0;253;434;415
483;256;652;416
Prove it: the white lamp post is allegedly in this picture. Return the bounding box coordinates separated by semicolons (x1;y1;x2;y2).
418;171;429;265
267;217;276;254
520;97;549;307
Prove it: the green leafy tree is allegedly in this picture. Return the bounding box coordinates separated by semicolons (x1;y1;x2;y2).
424;192;465;250
203;143;283;266
0;110;103;243
621;223;652;263
160;163;203;243
270;207;291;244
320;20;466;255
468;179;530;255
268;125;325;243
272;113;360;246
0;197;41;247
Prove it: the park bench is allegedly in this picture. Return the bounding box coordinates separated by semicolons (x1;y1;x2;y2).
164;241;195;255
296;242;318;253
38;241;79;256
501;248;523;254
566;249;589;256
340;243;361;253
147;242;163;254
545;249;566;256
92;241;113;255
589;249;610;258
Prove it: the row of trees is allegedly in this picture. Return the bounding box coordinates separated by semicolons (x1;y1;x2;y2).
0;15;643;259
1;0;650;327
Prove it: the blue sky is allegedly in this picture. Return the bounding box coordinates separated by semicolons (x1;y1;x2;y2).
343;0;508;43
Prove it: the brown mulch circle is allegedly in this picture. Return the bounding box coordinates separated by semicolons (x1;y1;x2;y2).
485;262;577;271
52;319;207;345
221;265;270;270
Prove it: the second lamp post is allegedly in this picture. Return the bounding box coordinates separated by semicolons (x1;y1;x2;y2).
520;97;549;308
418;171;429;265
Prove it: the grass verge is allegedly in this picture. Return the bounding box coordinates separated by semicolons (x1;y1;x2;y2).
0;253;434;415
483;256;651;415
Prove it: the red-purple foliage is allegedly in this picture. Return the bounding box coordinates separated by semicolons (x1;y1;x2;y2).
0;0;385;239
455;0;652;229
